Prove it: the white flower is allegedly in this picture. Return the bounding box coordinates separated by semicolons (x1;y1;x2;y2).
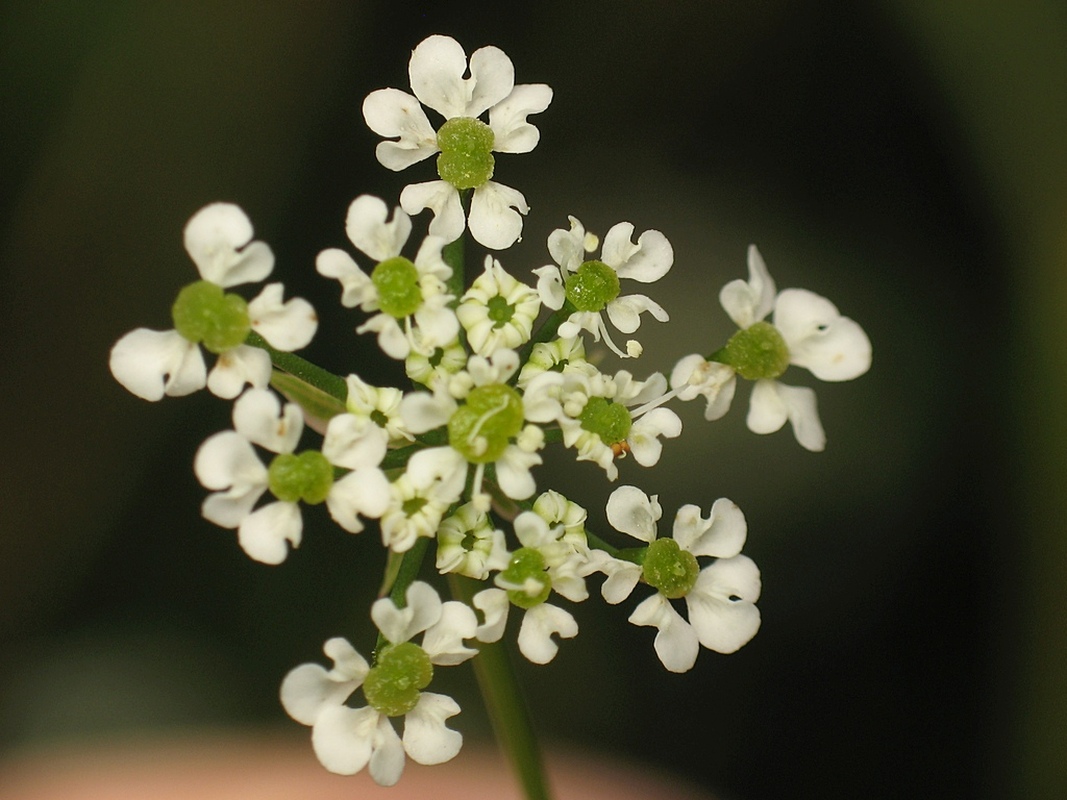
379;474;453;553
600;485;761;673
363;35;552;250
280;582;476;786
436;502;510;579
110;203;317;401
717;245;872;451
316;195;458;360
533;216;673;358
344;373;412;444
456;256;541;356
669;354;737;421
193;389;390;564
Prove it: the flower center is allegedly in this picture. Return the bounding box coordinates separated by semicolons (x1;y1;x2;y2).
578;396;632;445
171;280;251;354
564;260;620;312
448;383;525;463
267;451;334;504
720;321;790;380
642;538;699;599
486;295;516;328
371;256;423;318
436;117;495;190
363;642;433;717
402;496;429;517
501;547;552;609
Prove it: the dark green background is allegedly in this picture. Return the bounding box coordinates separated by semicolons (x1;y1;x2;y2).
2;2;1065;798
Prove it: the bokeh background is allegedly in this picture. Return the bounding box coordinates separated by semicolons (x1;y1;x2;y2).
2;2;1065;798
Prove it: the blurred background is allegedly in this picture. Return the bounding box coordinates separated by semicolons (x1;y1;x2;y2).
1;2;1065;798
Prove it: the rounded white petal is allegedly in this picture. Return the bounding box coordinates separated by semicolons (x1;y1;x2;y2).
603;225;673;284
398;390;456;434
109;328;206;401
400;181;464;243
183;203;274;288
472;588;509;642
605;294;668;335
280;646;365;726
327;468;391;533
362;88;438;171
233;387;303;453
357;314;410;360
468;182;528;250
403;692;463;766
687;555;762;654
206;344;272;399
747;380;826;452
421;601;479;665
628;408;682;467
532;265;565;309
195;431;268;527
311;704;377;776
371;580;443;645
405;446;467;502
495;445;541;501
720;244;776;328
248;283;317;351
367;715;406;786
465;44;516;117
413;302;461;351
674;498;747;559
489;83;553;153
408;35;474;118
344;195;412;262
237;500;302;564
322;413;388;470
315;248;374;309
774;288;871;381
517;603;578;664
628;593;699;673
606;485;660;542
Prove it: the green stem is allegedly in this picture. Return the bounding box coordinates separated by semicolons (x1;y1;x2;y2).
448;573;553;800
373;536;431;659
245;330;348;400
516;303;576;372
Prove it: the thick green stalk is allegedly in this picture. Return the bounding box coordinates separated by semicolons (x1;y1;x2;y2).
448;573;553;800
245;330;348;400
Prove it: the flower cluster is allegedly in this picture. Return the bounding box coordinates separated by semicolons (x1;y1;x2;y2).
108;34;871;789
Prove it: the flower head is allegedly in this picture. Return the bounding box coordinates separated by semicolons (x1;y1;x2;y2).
363;35;552;249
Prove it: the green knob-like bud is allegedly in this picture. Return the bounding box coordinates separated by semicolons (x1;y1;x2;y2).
642;537;699;599
719;321;790;380
436;117;495;190
371;256;422;319
171;280;251;354
363;642;433;717
267;451;334;504
448;383;525;464
564;260;620;312
501;547;552;609
578;396;632;445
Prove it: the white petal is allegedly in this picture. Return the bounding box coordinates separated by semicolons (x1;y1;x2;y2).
517;603;578;664
324;636;372;681
400;181;464;243
357;314;410;360
367;715;406;786
362;89;438;171
412;302;461;351
248;283;317;351
315;248;374;309
495;445;541;501
195;431;268;527
774;288;871;381
183;203;274;288
468;182;528;250
628;593;699;673
472;588;509;642
629;408;682;467
371;581;443;645
489;83;553;153
405;447;467;502
344;195;411;262
233;387;303;453
465;44;516;117
674;498;747;559
605;294;668;334
237;501;302;564
603;225;673;283
109;328;206;401
327;468;391;533
280;642;365;726
748;380;825;452
398;390;455;434
322;413;388;470
719;244;776;328
687;556;762;654
206;344;272;399
402;692;463;766
605;485;660;542
532;265;565;310
311;704;377;776
408;35;474;119
422;601;479;665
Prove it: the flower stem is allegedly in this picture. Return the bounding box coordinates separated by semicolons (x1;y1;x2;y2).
245;331;348;401
448;573;553;800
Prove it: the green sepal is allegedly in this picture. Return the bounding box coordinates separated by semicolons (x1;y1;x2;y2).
270;370;347;429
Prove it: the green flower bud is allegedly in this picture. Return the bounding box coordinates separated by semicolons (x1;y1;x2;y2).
436;117;495;190
171;280;251;354
578;396;632;445
371;256;422;319
564;260;620;312
267;451;334;504
719;321;790;380
642;538;699;599
363;642;433;717
448;383;524;463
501;547;552;609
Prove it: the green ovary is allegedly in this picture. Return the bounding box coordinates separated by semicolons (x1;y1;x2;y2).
564;260;620;312
448;383;524;463
171;280;251;353
267;451;333;504
486;295;515;328
436;117;495;189
363;642;433;717
720;321;790;380
500;547;552;609
578;396;632;445
642;538;699;599
371;257;422;318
